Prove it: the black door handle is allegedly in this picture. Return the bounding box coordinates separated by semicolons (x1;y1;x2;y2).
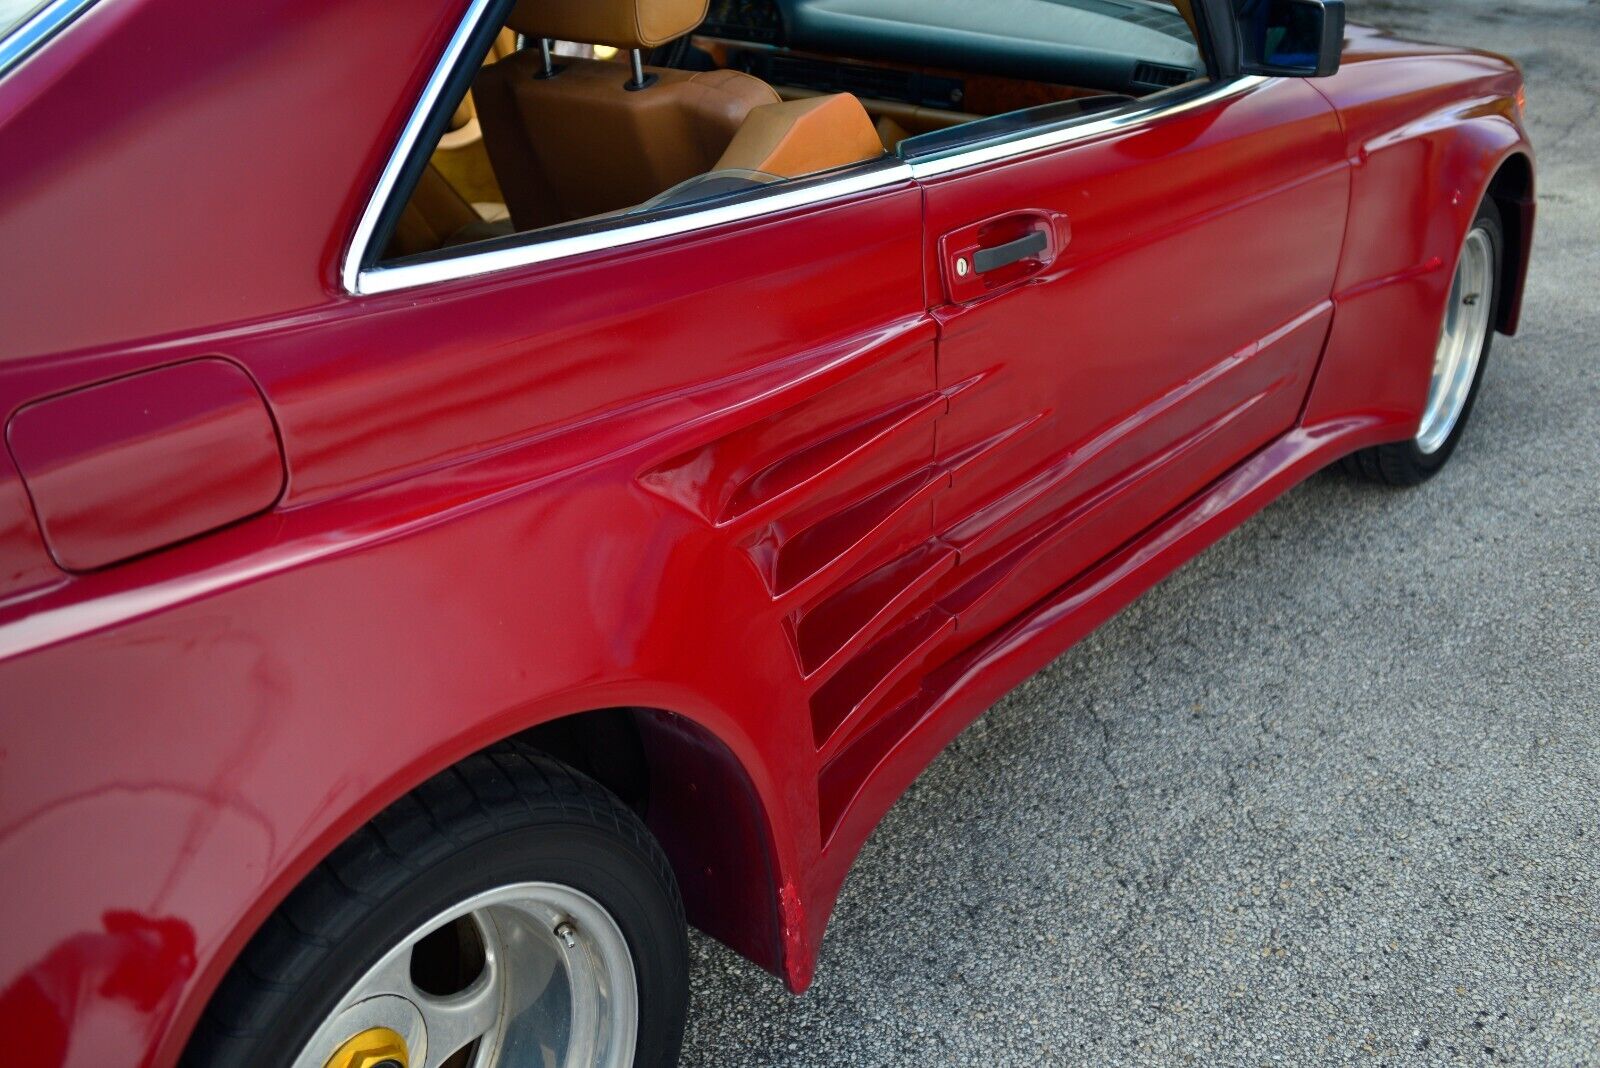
972;230;1048;273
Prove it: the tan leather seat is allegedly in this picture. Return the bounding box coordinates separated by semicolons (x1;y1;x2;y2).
875;115;912;152
388;164;513;259
609;94;882;216
474;0;781;230
714;94;884;179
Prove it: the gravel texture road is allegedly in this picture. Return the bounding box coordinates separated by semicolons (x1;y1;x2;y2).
680;2;1600;1064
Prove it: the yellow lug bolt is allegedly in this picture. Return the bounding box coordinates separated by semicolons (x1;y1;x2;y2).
324;1026;409;1068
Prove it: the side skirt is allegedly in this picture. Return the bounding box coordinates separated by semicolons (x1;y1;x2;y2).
791;413;1408;982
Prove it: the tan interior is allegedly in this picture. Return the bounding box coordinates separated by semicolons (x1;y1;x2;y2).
771;84;980;148
439;28;520;153
389;164;514;258
390;0;1207;257
475;55;779;229
427;28;519;211
507;0;711;50
714;94;884;178
689;36;1107;150
873;115;911;151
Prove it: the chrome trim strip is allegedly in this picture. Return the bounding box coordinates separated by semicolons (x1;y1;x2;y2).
907;76;1269;180
355;161;913;295
341;0;504;294
0;0;98;78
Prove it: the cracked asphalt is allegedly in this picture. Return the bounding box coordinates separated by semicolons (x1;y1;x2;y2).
680;1;1600;1064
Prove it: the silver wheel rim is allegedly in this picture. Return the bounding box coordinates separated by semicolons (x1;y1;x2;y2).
1417;225;1494;454
290;882;638;1068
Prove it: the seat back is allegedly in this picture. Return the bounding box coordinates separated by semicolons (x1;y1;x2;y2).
389;164;482;257
476;58;778;229
474;0;780;229
714;93;884;179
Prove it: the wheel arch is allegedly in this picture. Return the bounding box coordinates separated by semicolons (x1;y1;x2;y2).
1485;149;1535;336
1302;95;1533;433
159;693;799;1068
512;706;791;981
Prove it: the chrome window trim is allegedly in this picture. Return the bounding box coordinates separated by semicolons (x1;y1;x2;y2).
345;0;923;295
356;161;914;295
906;75;1269;180
0;0;98;79
342;0;503;294
342;0;1270;297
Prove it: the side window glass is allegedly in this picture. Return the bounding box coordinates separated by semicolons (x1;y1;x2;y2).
376;19;890;266
369;0;1215;270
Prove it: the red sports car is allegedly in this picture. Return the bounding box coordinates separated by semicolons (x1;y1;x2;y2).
0;0;1533;1064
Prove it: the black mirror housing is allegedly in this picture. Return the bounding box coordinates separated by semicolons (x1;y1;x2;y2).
1235;0;1345;78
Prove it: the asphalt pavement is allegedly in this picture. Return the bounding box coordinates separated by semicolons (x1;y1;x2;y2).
680;2;1600;1064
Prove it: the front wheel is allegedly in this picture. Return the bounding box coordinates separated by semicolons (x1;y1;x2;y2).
183;744;688;1068
1341;196;1503;486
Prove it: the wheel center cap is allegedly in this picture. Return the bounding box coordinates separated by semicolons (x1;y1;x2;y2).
324;1026;410;1068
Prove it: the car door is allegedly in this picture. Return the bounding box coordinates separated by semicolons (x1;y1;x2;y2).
915;76;1350;642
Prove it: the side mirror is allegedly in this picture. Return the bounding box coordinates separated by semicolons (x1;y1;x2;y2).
1235;0;1344;77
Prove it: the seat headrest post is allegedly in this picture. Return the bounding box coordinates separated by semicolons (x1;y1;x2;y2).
624;49;659;92
538;38;556;78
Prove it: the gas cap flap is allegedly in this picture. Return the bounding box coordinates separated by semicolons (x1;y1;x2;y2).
6;358;285;571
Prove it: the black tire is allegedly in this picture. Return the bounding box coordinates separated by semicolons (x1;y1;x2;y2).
1340;196;1503;486
182;742;688;1068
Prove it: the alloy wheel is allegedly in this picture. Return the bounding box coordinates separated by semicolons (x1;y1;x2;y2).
1417;225;1495;454
290;882;638;1068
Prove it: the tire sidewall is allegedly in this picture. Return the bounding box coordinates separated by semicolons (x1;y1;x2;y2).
261;823;685;1068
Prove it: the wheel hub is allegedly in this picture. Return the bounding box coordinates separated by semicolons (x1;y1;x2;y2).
325;1027;410;1068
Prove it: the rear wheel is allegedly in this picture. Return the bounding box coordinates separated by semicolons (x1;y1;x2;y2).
1341;196;1502;485
183;743;688;1068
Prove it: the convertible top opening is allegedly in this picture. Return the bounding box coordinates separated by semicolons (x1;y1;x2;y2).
380;0;1209;263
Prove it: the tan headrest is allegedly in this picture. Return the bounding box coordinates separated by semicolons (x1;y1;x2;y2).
714;94;885;179
506;0;709;50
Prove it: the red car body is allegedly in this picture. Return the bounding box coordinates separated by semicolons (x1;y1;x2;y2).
0;1;1532;1064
